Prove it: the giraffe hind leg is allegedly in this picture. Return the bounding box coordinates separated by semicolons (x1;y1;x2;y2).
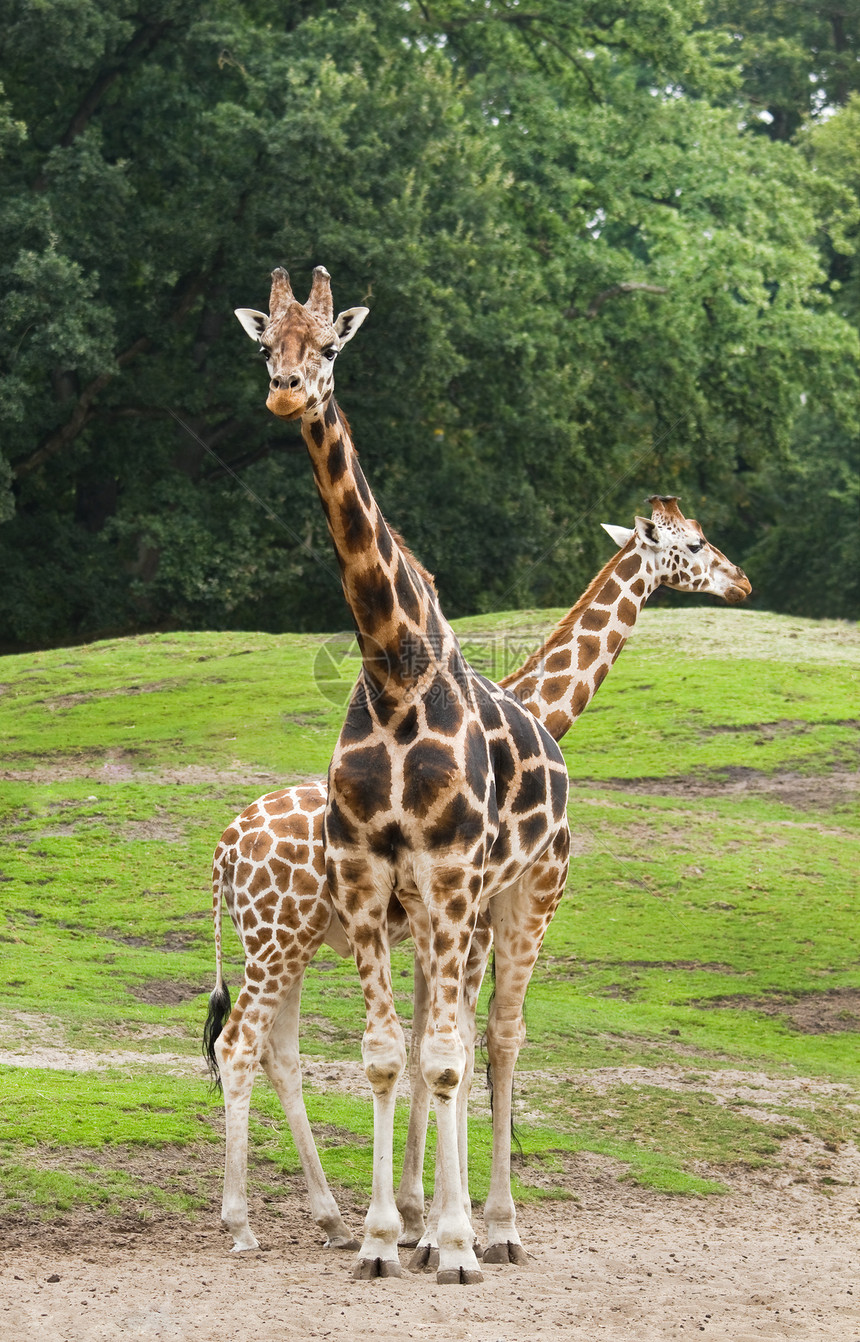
215;977;275;1251
481;841;569;1265
261;978;358;1250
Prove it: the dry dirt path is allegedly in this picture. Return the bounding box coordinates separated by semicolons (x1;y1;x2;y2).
2;1150;858;1342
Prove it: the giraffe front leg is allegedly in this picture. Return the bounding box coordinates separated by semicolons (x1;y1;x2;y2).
396;952;431;1246
408;916;491;1271
353;1018;407;1278
419;887;489;1286
332;868;406;1280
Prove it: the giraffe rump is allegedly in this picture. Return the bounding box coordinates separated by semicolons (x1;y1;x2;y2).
203;982;232;1090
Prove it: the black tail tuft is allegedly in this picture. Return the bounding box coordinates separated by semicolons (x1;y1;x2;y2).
203;983;232;1091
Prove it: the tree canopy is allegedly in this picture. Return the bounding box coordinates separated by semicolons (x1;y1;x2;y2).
0;0;857;647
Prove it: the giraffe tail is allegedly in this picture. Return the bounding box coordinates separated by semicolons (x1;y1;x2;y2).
203;850;232;1090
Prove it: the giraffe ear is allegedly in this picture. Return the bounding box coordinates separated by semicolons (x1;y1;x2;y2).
234;308;269;341
633;515;661;548
601;524;634;549
333;306;369;347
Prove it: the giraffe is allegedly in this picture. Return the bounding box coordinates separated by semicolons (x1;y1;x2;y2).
233;264;571;1284
204;495;750;1257
500;494;751;734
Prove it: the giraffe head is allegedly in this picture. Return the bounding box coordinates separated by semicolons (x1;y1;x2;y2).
235;266;369;420
603;496;751;603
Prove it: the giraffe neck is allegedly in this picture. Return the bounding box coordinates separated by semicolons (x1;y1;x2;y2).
302;399;447;699
500;541;658;740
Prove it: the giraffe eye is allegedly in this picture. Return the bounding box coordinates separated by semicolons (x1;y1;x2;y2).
258;346;271;359
322;346;337;361
688;543;703;554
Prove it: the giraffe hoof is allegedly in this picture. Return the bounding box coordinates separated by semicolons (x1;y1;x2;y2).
398;1235;421;1249
352;1256;402;1280
483;1241;530;1266
408;1244;439;1272
437;1267;484;1285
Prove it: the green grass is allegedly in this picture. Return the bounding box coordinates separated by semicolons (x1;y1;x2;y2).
0;607;857;1221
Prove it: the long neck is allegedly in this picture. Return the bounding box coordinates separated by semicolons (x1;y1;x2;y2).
500;541;658;740
302;398;446;698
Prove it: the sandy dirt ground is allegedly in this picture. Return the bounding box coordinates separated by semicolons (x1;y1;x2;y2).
1;1142;858;1342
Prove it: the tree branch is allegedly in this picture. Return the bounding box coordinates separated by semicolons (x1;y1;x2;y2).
32;20;174;189
564;282;668;320
14;338;151;478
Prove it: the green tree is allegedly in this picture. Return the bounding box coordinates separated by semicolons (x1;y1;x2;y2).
703;1;860;140
0;1;856;646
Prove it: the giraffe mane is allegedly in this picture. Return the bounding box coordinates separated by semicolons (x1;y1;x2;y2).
499;544;629;687
389;526;437;590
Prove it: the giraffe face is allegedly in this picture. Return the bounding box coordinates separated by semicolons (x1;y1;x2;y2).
235;266;368;421
632;498;751;604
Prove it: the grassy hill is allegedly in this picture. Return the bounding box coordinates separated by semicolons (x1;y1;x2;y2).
0;607;857;1222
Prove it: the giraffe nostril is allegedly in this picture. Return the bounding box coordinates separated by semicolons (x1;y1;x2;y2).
269;374;303;393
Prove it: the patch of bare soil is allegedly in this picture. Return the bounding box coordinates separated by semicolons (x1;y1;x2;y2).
542;957;743;979
38;680;181;710
127;981;209;1006
103;929;200;952
0;1047;202;1074
694;988;860;1035
1;1141;858;1341
0;751;321;789
574;768;859;810
703;719;860;737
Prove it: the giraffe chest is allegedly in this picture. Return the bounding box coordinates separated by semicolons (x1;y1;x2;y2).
325;675;570;893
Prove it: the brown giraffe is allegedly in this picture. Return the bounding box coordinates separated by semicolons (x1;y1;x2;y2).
204;496;750;1257
233;265;571;1284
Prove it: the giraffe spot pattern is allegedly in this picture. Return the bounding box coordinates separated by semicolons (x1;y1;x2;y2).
426;793;484;849
615;553;643;581
617;597;637;626
511;765;548;815
545;648;572;672
394;559;423;625
394;705;420;745
333;743;392;823
402;740;458;817
425;675;464;736
339;488;374;553
352;566;395;633
327;437;347;483
577;635;601;670
580;607;610;632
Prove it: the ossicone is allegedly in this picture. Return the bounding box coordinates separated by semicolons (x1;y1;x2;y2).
269;267;295;319
307;265;333;321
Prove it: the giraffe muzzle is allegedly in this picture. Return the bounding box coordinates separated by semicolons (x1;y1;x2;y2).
724;571;752;604
266;382;307;419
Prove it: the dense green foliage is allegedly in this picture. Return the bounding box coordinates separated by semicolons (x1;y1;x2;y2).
0;1;857;646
